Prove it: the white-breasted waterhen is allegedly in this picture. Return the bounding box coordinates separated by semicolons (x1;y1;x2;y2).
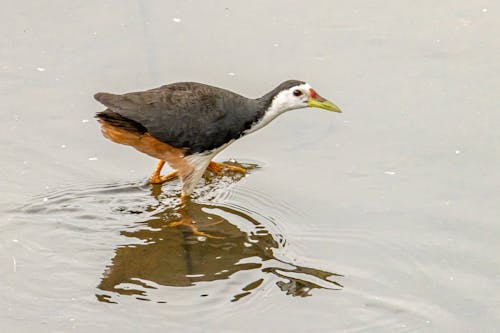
95;80;341;200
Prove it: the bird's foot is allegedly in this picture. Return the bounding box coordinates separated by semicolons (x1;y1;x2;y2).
149;170;179;184
207;161;246;175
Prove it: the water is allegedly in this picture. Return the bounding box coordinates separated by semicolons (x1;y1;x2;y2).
1;1;499;332
15;174;341;305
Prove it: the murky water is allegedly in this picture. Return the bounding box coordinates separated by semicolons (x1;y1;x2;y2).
2;1;499;332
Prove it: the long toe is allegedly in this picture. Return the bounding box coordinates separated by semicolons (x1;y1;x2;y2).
208;161;246;175
223;164;246;174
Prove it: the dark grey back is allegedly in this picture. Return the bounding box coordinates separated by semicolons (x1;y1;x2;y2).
95;80;304;154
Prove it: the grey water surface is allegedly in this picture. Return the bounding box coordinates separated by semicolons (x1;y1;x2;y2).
1;1;499;332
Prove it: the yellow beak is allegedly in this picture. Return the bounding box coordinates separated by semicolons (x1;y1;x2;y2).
309;93;342;113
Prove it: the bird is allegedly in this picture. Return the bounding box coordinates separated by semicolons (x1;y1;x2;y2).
94;80;341;201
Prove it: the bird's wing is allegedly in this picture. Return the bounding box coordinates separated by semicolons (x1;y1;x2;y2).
94;82;250;153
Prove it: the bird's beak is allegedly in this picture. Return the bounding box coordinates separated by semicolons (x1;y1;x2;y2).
308;89;342;113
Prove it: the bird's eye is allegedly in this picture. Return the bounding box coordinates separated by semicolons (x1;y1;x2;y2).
293;90;302;97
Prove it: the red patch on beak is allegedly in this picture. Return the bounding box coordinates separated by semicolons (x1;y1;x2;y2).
309;88;318;99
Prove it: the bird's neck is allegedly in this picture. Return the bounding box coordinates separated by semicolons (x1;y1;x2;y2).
242;92;289;135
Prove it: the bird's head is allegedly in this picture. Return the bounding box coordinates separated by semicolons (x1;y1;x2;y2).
268;80;342;114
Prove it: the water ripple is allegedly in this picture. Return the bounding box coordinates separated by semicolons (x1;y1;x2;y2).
13;161;342;306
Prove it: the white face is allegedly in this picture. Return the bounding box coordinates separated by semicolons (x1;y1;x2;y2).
243;83;313;135
271;83;312;112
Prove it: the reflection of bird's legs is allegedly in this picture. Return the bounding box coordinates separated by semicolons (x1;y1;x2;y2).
207;161;246;175
168;207;224;239
168;220;223;239
149;160;179;184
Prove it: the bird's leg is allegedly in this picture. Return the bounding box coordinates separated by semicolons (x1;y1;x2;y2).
207;161;246;175
149;160;179;184
181;193;190;206
149;160;165;183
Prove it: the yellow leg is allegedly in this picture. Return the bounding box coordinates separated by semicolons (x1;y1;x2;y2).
181;193;190;206
149;160;179;184
207;161;246;175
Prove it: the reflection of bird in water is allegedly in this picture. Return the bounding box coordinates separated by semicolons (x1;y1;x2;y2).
94;80;341;201
16;164;342;303
96;198;343;303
